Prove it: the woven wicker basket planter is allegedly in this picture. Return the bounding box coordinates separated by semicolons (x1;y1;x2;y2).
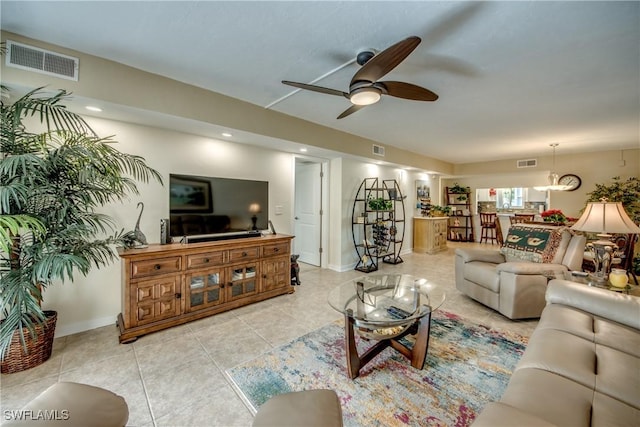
1;310;57;374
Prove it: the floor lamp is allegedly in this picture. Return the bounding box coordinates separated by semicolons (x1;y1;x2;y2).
571;201;640;285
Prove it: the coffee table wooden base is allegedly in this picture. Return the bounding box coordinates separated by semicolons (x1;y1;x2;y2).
344;310;432;379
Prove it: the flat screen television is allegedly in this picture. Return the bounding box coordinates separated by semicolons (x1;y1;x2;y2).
169;174;269;242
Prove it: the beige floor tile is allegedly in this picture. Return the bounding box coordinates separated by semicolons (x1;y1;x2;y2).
134;333;208;380
0;346;63;388
132;321;194;348
60;324;131;372
0;375;59;412
143;353;227;420
154;383;253;427
194;322;272;370
59;354;152;427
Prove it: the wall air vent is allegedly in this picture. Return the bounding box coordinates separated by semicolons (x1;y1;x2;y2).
516;159;537;168
6;40;79;81
372;144;385;157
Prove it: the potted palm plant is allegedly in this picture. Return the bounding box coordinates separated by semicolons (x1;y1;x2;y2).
0;87;162;373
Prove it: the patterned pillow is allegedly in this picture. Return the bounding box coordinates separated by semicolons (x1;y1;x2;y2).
500;224;568;263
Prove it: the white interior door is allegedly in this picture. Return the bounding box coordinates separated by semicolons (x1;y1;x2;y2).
294;161;321;266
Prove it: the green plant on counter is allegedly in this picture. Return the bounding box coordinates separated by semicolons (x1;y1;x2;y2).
430;205;452;216
368;197;392;211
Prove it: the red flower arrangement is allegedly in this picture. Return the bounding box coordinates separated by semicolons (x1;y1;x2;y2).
541;209;578;224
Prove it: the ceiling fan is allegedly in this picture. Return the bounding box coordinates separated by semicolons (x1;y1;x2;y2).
282;36;438;119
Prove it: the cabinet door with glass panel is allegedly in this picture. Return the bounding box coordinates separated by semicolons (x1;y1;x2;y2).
185;268;226;312
226;263;259;302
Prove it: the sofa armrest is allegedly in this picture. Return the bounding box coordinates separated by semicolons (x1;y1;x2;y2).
472;402;558;427
547;280;640;330
455;248;505;264
496;262;567;276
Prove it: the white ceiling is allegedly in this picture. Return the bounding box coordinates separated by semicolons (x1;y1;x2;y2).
1;1;639;164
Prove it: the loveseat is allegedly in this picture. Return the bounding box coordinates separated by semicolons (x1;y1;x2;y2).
455;224;586;319
472;280;640;426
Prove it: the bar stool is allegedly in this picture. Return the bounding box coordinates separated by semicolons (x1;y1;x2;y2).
480;213;498;244
509;213;535;225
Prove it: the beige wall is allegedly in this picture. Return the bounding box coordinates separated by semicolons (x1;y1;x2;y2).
446;148;639;218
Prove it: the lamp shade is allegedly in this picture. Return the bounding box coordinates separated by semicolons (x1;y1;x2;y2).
249;203;261;214
570;202;640;234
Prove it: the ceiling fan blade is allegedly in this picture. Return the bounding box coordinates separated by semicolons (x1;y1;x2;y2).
378;81;438;101
282;81;348;98
351;36;421;85
337;104;367;119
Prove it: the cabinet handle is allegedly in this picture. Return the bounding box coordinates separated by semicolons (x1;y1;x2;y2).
220;283;225;288
154;264;161;270
242;252;247;257
273;248;279;252
263;274;267;279
204;258;210;263
175;293;181;299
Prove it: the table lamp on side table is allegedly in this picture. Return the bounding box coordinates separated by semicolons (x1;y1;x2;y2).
571;201;640;288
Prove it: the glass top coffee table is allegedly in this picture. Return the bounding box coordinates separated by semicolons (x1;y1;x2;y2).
328;274;445;379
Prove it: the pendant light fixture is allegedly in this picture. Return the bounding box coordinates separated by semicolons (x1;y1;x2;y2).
533;143;571;191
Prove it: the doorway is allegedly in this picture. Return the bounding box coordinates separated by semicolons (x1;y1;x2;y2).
293;159;325;266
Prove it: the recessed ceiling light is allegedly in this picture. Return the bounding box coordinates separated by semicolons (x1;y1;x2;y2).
222;132;232;137
85;106;102;112
299;148;308;152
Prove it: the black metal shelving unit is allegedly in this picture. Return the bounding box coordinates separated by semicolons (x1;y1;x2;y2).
351;178;405;272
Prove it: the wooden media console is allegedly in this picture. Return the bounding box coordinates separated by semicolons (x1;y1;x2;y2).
117;234;293;343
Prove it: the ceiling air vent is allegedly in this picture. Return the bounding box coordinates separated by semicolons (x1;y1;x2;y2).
6;40;79;81
516;159;537;168
372;144;385;157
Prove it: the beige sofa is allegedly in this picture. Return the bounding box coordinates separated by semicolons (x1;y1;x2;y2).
473;280;640;426
455;224;586;319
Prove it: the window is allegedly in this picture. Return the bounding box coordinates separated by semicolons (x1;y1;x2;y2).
496;188;524;209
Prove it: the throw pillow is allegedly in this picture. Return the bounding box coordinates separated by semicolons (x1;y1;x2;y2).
500;224;569;264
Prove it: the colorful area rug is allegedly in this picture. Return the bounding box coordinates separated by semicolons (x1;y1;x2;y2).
226;311;528;427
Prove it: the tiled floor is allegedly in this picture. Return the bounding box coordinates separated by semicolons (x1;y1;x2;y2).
1;242;538;426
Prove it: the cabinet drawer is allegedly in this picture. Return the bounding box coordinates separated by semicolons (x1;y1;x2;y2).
186;251;225;270
228;246;260;262
131;257;181;279
262;243;289;258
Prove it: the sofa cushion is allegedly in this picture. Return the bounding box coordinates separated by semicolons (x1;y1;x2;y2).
537;303;640;358
500;224;571;264
463;261;500;292
546;280;640;330
500;368;594;427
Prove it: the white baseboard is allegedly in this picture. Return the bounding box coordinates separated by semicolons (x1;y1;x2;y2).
327;263;355;272
54;315;117;338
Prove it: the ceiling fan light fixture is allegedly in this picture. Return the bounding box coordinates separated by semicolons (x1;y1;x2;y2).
350;87;381;105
